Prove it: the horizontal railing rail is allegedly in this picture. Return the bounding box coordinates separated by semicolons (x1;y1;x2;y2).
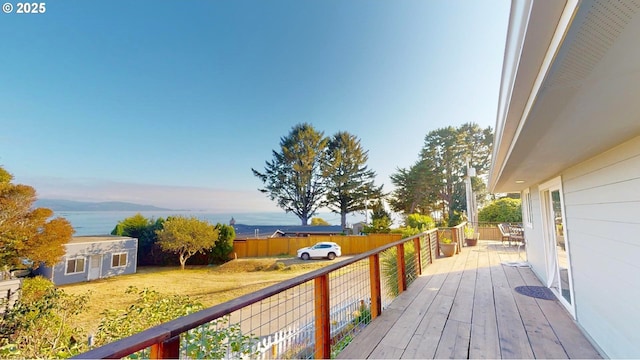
74;228;444;359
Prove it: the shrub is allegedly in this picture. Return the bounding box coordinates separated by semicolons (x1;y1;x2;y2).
380;243;418;297
363;218;392;234
0;277;89;358
405;214;435;230
395;227;421;238
351;301;371;326
478;198;522;223
183;317;259;359
94;287;258;359
209;223;236;264
94;287;204;347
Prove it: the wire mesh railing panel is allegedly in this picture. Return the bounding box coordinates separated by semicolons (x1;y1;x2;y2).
326;259;371;358
177;281;317;360
378;246;399;309
419;234;431;272
403;241;419;289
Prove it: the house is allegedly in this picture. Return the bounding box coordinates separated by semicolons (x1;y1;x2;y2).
233;224;344;238
489;0;640;358
36;235;138;286
351;221;367;235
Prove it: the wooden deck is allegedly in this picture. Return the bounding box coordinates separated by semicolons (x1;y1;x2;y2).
338;241;602;359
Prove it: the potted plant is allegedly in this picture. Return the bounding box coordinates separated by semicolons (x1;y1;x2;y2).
464;225;478;246
439;237;456;257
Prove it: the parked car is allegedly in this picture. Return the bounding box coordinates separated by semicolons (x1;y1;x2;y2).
297;242;342;260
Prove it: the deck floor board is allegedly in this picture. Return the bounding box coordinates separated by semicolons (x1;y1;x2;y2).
338;241;602;359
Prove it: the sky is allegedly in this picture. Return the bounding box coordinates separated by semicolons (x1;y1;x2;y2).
0;0;511;214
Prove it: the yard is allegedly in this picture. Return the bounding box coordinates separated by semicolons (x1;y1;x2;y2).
60;257;341;335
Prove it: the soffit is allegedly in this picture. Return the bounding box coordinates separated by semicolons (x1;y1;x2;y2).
493;0;640;193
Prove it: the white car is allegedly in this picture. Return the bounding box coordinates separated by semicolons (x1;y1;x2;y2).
297;242;342;260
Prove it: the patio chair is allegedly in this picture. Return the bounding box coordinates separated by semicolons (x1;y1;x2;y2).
508;224;526;257
497;223;511;246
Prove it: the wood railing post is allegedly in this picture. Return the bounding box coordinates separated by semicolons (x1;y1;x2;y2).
314;274;331;359
414;237;422;275
369;254;381;320
396;244;406;295
149;336;179;359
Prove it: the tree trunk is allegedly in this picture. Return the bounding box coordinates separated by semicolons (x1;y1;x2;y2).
341;212;347;229
179;253;186;270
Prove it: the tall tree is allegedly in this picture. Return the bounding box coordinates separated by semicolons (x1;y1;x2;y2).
323;131;382;229
0;166;74;272
156;216;218;270
388;123;493;225
420;126;461;223
388;160;439;215
252;123;328;225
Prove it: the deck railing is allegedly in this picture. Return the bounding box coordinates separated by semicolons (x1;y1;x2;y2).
74;229;443;359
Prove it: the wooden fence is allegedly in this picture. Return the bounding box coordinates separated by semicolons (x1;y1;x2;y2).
232;233;402;258
478;226;502;241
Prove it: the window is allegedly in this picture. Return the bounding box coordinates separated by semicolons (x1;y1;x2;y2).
66;258;85;274
112;253;127;267
522;188;534;228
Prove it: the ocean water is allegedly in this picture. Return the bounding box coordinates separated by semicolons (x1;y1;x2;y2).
55;210;364;236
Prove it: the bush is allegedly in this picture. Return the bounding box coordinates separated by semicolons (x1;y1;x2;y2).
209;224;236;264
95;287;203;347
94;287;258;359
363;218;391;234
183;317;258;359
380;243;418;297
405;214;435;230
0;277;89;358
478;198;522;223
394;227;421;238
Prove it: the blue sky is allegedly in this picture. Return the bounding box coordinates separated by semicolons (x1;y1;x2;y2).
1;0;510;213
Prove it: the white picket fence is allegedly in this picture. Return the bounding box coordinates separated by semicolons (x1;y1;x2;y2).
179;297;382;359
252;298;369;359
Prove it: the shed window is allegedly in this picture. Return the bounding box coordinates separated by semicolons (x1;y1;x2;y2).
66;258;85;274
112;253;127;267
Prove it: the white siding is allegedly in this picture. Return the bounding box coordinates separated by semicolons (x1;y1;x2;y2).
560;135;640;358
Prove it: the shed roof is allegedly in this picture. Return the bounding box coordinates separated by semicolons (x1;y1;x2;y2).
67;235;136;245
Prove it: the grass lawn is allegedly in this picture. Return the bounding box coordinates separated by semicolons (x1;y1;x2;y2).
60;257;341;335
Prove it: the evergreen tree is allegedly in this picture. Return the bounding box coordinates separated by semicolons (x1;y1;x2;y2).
252;123;328;225
209;223;235;263
323;131;382;229
389;123;493;225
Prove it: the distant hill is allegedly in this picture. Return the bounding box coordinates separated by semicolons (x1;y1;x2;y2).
35;199;172;211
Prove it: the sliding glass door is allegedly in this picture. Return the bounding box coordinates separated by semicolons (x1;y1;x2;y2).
540;178;574;315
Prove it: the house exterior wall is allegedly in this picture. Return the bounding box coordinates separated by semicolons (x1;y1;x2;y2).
525;135;640;358
45;237;138;286
561;135;640;358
